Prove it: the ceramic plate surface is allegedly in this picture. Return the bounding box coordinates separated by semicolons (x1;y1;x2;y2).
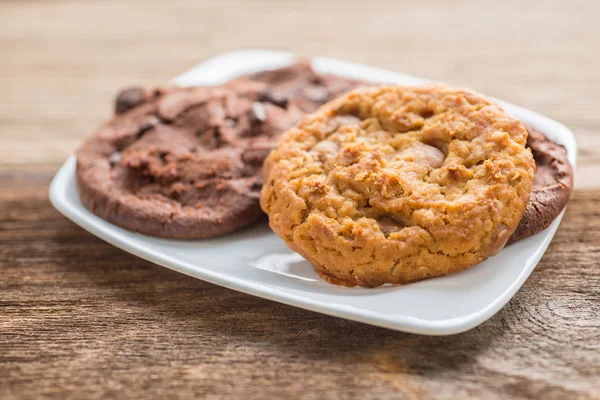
50;49;577;335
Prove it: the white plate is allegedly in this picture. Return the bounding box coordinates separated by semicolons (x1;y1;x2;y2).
49;49;577;335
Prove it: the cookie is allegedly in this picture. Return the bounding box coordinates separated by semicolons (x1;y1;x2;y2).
506;126;573;245
239;60;367;112
77;80;303;239
78;63;367;239
261;85;535;287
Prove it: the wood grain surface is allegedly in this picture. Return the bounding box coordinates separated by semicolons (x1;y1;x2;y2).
1;0;599;399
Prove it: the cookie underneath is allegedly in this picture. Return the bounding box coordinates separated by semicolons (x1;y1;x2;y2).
507;126;573;245
261;85;536;287
77;62;366;239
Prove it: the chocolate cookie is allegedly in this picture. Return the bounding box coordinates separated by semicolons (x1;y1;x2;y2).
78;63;367;239
77;81;293;239
506;126;573;245
261;85;535;287
239;60;367;112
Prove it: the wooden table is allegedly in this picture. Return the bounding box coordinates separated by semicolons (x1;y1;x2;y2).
1;1;599;398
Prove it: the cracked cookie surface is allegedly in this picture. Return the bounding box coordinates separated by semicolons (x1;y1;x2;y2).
261;85;535;287
77;63;366;239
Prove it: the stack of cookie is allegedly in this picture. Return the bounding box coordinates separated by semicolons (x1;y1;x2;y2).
77;62;363;239
76;62;572;287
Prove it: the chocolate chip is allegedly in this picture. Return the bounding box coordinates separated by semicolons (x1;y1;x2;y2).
250;102;267;124
158;151;169;163
250;181;262;192
115;87;147;114
419;110;434;119
136;116;160;139
258;90;289;108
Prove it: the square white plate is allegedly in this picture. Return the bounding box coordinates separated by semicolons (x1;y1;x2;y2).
50;49;577;335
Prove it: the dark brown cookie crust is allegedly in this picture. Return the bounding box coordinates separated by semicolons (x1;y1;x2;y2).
506;126;573;245
77;63;367;239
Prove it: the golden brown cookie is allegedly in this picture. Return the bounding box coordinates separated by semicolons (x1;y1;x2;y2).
261;85;536;287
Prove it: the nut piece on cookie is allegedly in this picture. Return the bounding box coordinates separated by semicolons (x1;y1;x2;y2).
260;84;536;287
